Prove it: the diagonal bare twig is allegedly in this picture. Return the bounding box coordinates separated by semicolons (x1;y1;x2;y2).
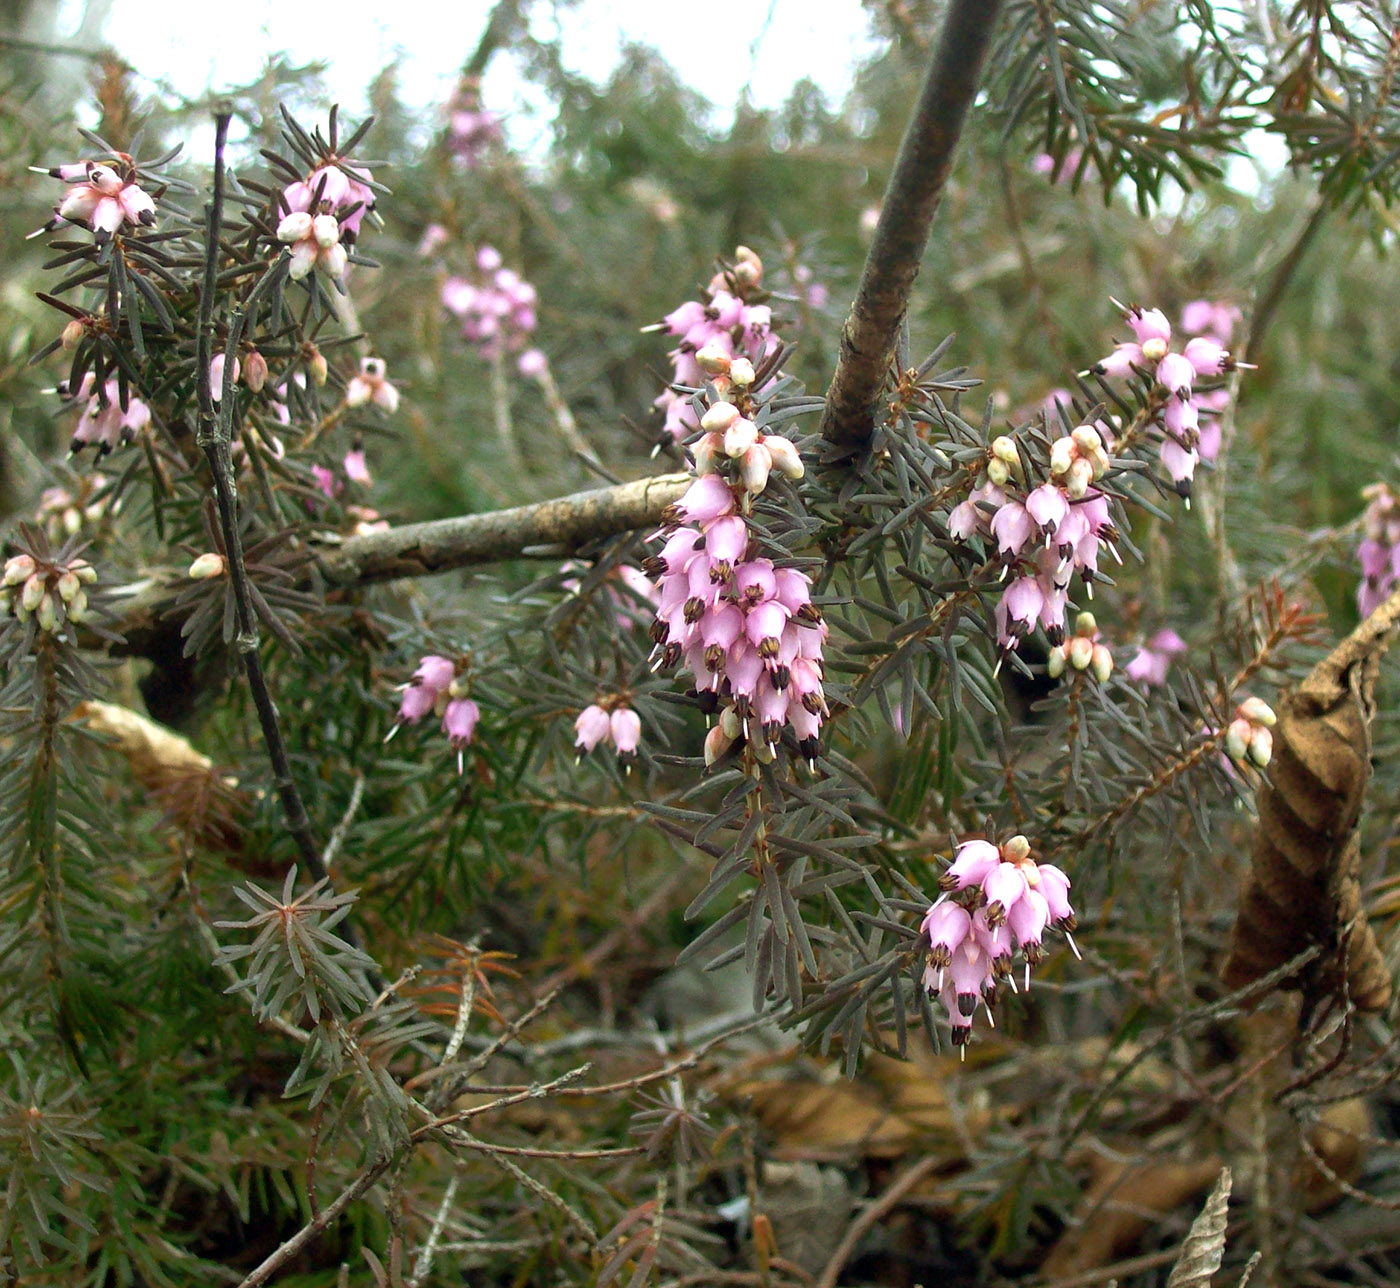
820;0;1006;465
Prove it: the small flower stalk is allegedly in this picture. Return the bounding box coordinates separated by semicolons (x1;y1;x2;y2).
922;835;1077;1053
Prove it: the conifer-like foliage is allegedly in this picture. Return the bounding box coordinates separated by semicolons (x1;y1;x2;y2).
5;2;1400;1284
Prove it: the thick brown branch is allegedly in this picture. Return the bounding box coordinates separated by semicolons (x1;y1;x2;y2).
108;473;690;655
315;472;690;587
819;0;1005;465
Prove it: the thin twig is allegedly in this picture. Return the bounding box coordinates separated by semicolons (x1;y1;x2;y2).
820;0;1006;464
815;1154;942;1288
407;1174;458;1288
321;772;365;874
194;108;330;887
233;1149;403;1288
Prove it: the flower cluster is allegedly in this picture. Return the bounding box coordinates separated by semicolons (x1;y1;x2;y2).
3;551;96;634
38;157;156;239
388;656;480;771
276;210;348;281
921;835;1076;1051
650;246;778;440
1356;483;1400;619
1093;304;1238;500
35;480;117;543
1224;696;1275;769
1124;627;1186;687
648;465;827;768
63;373;152;457
575;701;643;766
445;78;503;167
272;157;375;283
442;247;539;362
1047;611;1113;682
281;161;376;242
1179;301;1239;461
947;430;1118;655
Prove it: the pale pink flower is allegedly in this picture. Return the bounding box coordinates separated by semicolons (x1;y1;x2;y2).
49;160;156;238
343;449;371;484
345;357;399;413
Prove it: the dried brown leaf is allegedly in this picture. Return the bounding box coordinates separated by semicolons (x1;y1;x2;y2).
1165;1167;1231;1288
1221;591;1398;1012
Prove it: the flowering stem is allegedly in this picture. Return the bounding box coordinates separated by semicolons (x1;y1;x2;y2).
820;0;1006;464
489;347;522;476
194;108;331;888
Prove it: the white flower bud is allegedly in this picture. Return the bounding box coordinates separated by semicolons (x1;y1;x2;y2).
1140;337;1168;364
319;243;348;279
1050;437;1075;476
21;575;46;613
991;435;1019;465
312;213;341;249
1003;834;1031;862
66;590;87;623
692;433;722;476
1047;646;1067;678
1248;727;1273;768
188;553;226;580
986;458;1010;487
276;211;313;243
1091;643;1113;683
308;350;329;386
1074;611;1097;637
1238;697;1276;728
3;555;35;587
1071;425;1102;455
36;593;58;633
56;571;80;603
739;442;772;495
1066;457;1094;500
720;706;743;740
696;344;732;376
703;723;734;766
1069;635;1094;670
71;560;97;584
1225;719;1250;764
700;402;740;433
763;435;804;480
723;417;759;459
62;507;82;536
729;357;756;387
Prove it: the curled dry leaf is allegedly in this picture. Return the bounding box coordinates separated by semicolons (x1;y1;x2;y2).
1164;1166;1231;1288
1221;589;1399;1012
